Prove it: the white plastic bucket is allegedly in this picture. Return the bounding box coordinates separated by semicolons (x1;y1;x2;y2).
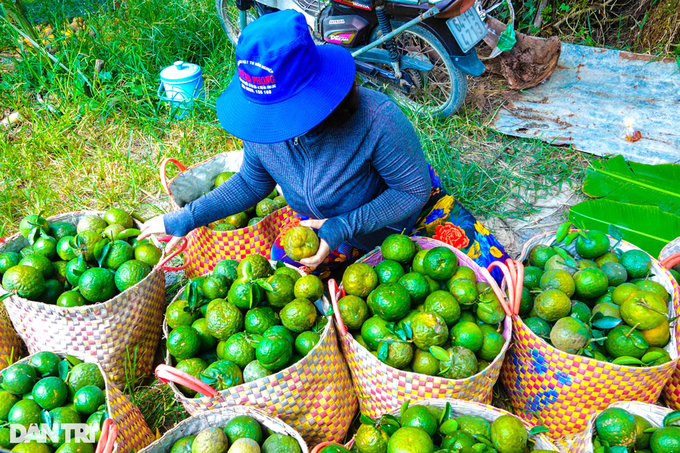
158;60;204;117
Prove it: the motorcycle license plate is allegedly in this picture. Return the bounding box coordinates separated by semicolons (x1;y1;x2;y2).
446;6;488;53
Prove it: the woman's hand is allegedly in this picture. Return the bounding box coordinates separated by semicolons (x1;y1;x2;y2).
299;218;330;270
138;215;185;255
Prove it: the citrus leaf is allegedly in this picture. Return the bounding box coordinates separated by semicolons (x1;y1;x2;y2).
28;226;40;245
556;222;572;243
255;279;273;292
41;409;52;428
642;350;666;364
608;224;623;242
359;414;376;426
439;419;459;436
58;360;70;381
644;427;659;433
612;356;644;366
243;261;253;280
529;426;551;435
394;328;408;342
570;199;680;257
378;342;389;362
379;415;400;436
402;322;413;340
65;355;82;366
631;334;649;350
400;400;410;417
385;322;396;334
592;316;622;330
199;373;217;385
472;434;494;447
429;346;450;362
564;231;579;246
247;284;254;310
664;410;680;427
116;228;141;240
275;261;286;269
608;447;628;453
590;312;604;322
439;402;454;424
0;293;11;302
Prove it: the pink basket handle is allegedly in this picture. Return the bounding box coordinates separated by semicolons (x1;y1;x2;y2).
484;260;517;317
328;279;348;336
661;253;680;270
94;418;118;453
156;236;190;271
155;364;218;397
159;157;188;198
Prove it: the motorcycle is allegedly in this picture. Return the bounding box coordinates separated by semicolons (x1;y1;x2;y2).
217;0;508;118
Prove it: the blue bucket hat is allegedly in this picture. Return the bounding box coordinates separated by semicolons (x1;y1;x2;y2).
216;10;356;144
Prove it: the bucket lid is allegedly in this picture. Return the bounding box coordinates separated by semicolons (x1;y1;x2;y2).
160;61;201;83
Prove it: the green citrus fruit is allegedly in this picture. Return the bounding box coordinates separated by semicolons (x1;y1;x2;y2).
576;231;610;259
449;278;478;306
355;424;389;453
214;171;235;188
635;280;670;302
166;299;200;329
612;283;639;306
29;352;60;378
439;346;478;379
56;440;95;453
213;222;236;232
134;243;162;267
237;254;273;280
224;415;263;445
280;298;317;333
442;431;475;450
201;360;243;391
570;301;591;324
375;260;405;285
620;290;667;330
573;267;609;299
447;266;476;288
192;318;218;352
540;270;575;297
634;414;653;450
0;390;19;420
256;199;277;217
272;196;287;209
206;299;244;340
202;276;230;300
170;436;195;453
245;307;280;335
337;295;368;331
102;240;133;270
175;358;208;396
32;376;68;410
342;263;379;298
450;321;483;352
382;338;414;369
8;399;42;428
522;266;543;290
605;325;648;359
422;247;458;281
20;215;49;238
256;336;293;371
192;427;229;453
601;262;628;286
381;234;416;264
264;325;295;345
650;426;680;453
620;250;652;278
103;208;133;228
412;350;439;376
37;279;63;304
411;311;448;350
48;222;77;241
283;226;319;261
225;212;249;229
295;331;320;356
361;316;392;350
67;363;104;393
32;236;57;260
479;328;505;362
411;249;428;275
79;268;117;303
534;289;571;322
2;264;46;300
528;245;558;269
217;333;254;368
273;266;300;283
114;259;151;292
228;279;263;310
262;433;302;453
213;260;239;283
524;317;551;338
423;290;460;326
368;283;411;322
0;253;22;275
264;274;296;308
387;427;433;453
595;407;636;449
2;364;37;395
641;320;670;348
550;317;589;353
243;360;269;383
293;274;324;301
401;405;438;436
73;385;105;415
397;272;430;304
491;415;527;453
167;326;201;360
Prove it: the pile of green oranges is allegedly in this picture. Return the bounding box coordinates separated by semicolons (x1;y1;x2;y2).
337;235;507;380
592;406;680;453
167;415;303;453
0;210;162;306
521;226;673;367
164;253;327;396
208;172;287;232
0;352;108;452
316;402;554;453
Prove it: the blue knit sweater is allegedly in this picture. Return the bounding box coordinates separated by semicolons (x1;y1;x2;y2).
164;87;432;251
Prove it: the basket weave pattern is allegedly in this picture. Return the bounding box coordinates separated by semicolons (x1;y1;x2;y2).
163;284;357;446
659;237;680;409
500;231;680;439
10;352;155;452
139;406;308;452
0;211;165;385
337;237;512;419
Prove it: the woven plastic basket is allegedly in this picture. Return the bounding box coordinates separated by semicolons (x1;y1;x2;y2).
311;398;559;452
556;400;674;452
330;236;514;420
0;244;24;369
155;266;357;446
6;351;155;452
160;152;295;278
139;406;308;452
500;231;680;439
658;237;680;409
0;211;183;385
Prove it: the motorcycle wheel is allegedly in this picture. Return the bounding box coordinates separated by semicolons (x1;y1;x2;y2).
216;0;259;46
366;22;467;118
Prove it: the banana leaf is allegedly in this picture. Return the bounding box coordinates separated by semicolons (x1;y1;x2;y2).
569;199;680;257
583;155;680;216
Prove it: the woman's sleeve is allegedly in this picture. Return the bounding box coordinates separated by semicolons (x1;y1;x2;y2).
318;101;431;251
163;145;277;237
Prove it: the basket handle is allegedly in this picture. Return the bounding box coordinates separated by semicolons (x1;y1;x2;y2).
484;260;518;317
159;157;188;198
94;418;118;453
156;236;190;271
155;363;218;397
311;442;344;453
661;253;680;270
328;279;348;336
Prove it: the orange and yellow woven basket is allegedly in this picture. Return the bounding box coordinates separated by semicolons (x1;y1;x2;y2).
0;211;167;385
156;268;357;446
331;237;513;420
8;351;155;452
500;231;680;439
160;152;295;278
